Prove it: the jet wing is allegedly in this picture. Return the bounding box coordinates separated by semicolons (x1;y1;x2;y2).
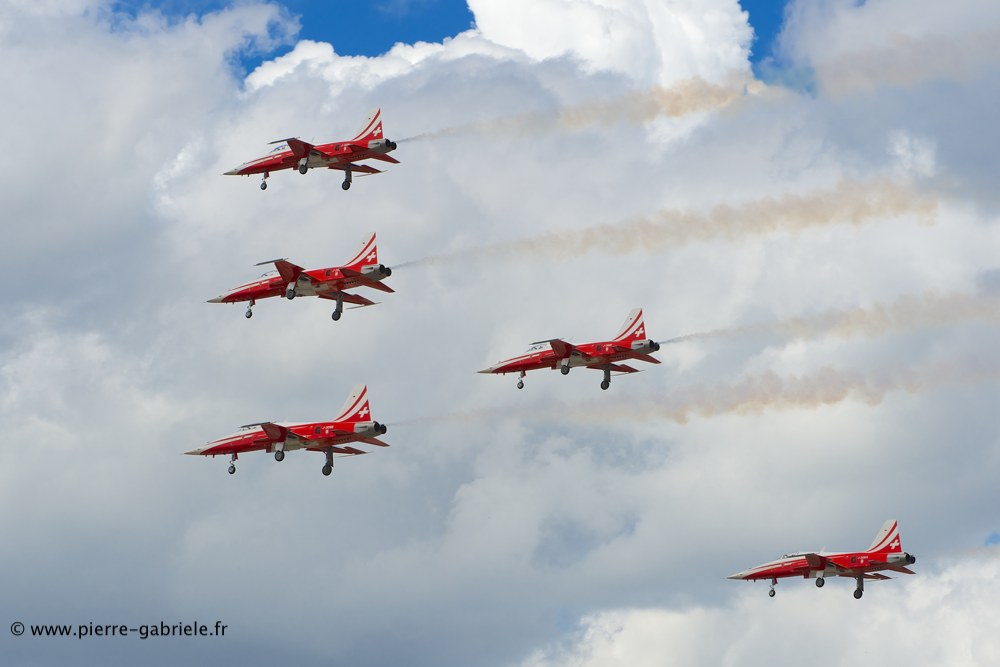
528;339;575;358
340;267;395;293
587;363;639;374
328;162;382;174
255;258;307;284
318;292;377;307
268;137;320;159
803;553;827;569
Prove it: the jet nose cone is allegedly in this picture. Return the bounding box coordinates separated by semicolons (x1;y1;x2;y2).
477;366;496;374
727;571;748;580
223;168;241;176
207;296;225;303
184;447;205;455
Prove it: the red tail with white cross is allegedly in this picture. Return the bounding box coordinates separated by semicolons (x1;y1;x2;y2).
865;519;903;554
344;233;379;271
334;385;372;424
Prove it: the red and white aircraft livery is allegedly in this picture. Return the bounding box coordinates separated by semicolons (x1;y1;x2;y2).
207;233;393;321
224;108;398;191
728;519;917;599
185;385;389;477
479;308;661;390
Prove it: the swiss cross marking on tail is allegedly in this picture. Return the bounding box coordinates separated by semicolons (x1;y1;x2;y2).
359;406;370;418
373;127;382;138
366;251;377;262
635;327;644;337
890;539;899;549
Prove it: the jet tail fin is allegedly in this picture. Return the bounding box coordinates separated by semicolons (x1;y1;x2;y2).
333;384;373;424
612;308;648;343
866;519;903;554
343;233;379;270
351;108;384;143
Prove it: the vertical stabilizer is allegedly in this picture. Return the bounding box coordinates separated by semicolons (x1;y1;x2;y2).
351;108;384;142
612;308;647;343
334;385;372;424
344;233;379;270
866;519;902;554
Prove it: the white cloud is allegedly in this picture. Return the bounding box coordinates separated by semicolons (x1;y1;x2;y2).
2;0;999;665
523;550;1000;667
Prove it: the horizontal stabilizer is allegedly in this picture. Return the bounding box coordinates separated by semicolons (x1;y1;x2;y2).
632;352;661;365
368;153;400;164
339;267;395;293
888;565;916;575
330;445;366;455
359;436;390;447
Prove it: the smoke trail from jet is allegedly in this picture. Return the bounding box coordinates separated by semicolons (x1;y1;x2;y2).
394;178;937;269
661;291;1000;346
396;76;758;143
392;356;998;428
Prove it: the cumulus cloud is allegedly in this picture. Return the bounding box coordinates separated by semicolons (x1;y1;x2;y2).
2;0;999;665
522;549;1000;667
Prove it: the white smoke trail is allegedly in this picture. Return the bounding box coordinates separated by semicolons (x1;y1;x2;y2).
397;76;758;143
393;356;998;428
395;178;936;269
662;291;1000;346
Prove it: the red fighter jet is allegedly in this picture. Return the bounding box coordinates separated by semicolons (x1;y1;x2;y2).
728;519;917;599
479;309;661;390
185;385;389;477
207;233;393;321
224;108;398;191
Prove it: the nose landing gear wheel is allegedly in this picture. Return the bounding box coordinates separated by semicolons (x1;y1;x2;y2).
245;309;253;319
517;380;524;389
768;589;775;597
228;465;236;475
260;181;267;190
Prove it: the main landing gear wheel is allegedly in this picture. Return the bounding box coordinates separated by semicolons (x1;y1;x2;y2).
286;284;296;300
853;589;863;599
560;365;570;375
816;578;825;588
322;464;333;476
331;310;342;321
341;181;351;191
854;576;864;599
228;465;236;475
600;380;610;390
274;450;285;462
298;159;309;175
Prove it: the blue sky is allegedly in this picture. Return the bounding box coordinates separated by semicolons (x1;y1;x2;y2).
114;0;788;73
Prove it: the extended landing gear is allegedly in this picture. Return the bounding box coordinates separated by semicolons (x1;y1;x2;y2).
245;299;255;319
260;172;269;190
600;367;611;391
286;282;296;300
322;451;334;476
560;360;571;375
331;295;344;321
228;454;237;475
853;577;864;599
516;370;526;390
816;577;825;588
768;578;777;598
298;158;309;175
342;165;352;191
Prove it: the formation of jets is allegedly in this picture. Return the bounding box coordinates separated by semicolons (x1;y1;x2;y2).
195;107;919;601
